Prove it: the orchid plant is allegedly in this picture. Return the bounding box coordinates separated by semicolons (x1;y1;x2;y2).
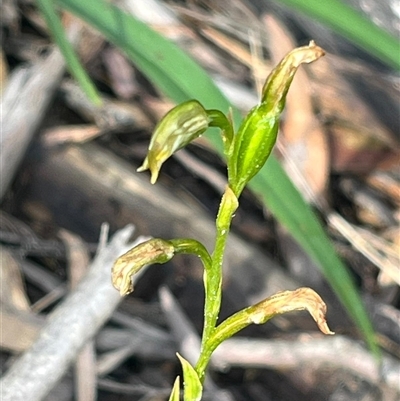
111;41;334;401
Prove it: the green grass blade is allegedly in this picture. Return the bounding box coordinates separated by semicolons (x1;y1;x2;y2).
56;0;230;109
57;0;379;355
36;0;102;105
278;0;400;70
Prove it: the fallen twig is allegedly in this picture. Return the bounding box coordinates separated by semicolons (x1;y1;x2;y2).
0;225;146;401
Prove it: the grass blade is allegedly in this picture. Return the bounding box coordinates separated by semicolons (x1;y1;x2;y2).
37;0;102;105
57;0;379;355
277;0;399;70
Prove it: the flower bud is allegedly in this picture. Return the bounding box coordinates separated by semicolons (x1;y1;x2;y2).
229;103;279;195
112;238;174;296
137;100;209;184
207;287;333;357
229;41;325;195
248;287;334;335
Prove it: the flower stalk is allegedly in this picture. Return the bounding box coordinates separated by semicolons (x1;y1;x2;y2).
111;42;329;399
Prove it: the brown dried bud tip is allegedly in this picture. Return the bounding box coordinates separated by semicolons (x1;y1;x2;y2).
251;287;334;335
112;239;175;296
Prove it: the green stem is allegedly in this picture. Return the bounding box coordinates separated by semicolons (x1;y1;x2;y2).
195;186;238;382
206;109;234;155
170;238;212;272
196;305;256;369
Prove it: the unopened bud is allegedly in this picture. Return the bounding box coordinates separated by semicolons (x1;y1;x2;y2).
112;238;174;295
229;41;325;195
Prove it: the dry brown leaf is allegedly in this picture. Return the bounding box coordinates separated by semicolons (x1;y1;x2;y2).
0;242;44;353
58;230;95;401
58;229;90;288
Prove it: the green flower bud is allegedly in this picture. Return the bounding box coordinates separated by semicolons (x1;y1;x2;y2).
137;100;209;184
261;40;325;114
112;238;175;296
229;103;279;195
229;41;325;195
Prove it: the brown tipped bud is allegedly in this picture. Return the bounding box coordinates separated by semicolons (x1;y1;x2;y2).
229;41;325;195
112;239;174;296
250;287;334;335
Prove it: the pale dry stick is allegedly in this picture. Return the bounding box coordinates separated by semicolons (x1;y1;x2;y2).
201;26;271;78
0;47;65;201
59;229;96;401
30;286;67;312
213;336;400;393
327;213;400;286
0;17;85;201
357;226;400;265
0;225;146;401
